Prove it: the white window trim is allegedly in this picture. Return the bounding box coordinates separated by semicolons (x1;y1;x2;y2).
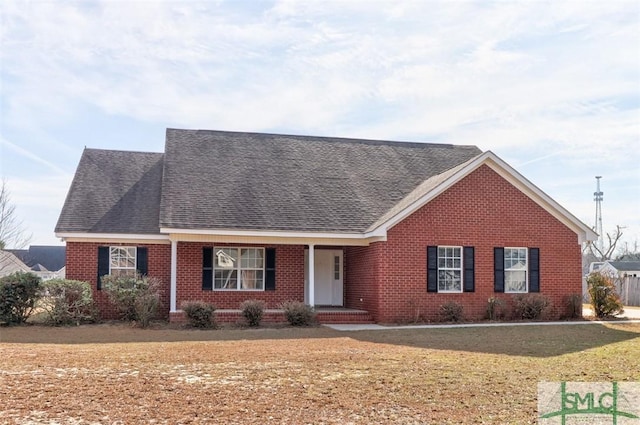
437;246;463;293
109;246;137;276
504;247;528;293
212;247;266;291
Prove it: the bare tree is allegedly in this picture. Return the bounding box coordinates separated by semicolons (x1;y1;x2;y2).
584;225;624;262
615;239;640;261
0;178;32;249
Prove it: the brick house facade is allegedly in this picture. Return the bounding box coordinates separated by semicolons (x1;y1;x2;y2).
56;129;595;323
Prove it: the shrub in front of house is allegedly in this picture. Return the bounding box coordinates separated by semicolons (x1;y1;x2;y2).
564;293;583;319
513;293;551;320
102;274;161;327
181;301;216;328
240;299;265;327
486;297;507;321
439;301;464;322
587;272;624;319
0;271;41;324
281;301;316;326
39;279;97;326
133;278;161;328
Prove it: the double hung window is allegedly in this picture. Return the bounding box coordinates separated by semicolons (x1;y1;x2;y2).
437;246;463;292
214;247;265;290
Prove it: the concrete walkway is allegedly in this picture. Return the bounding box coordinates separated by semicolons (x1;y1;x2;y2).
583;306;640;319
326;306;640;331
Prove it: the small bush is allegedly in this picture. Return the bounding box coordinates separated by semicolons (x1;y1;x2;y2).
486;297;506;321
39;279;96;325
514;294;551;320
241;299;265;327
564;293;583;319
281;301;316;326
0;271;41;324
134;277;161;328
102;274;161;327
439;301;463;322
182;301;216;328
587;272;624;319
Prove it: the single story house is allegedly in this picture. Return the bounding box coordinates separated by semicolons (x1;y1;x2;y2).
55;129;596;323
598;261;640;278
0;250;32;277
8;245;66;281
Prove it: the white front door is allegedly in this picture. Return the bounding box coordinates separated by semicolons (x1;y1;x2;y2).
304;249;344;306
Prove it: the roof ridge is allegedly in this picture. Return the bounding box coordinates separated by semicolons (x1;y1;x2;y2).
166;128;477;150
84;147;162;155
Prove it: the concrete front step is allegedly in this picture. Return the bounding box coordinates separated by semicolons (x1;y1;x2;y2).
170;308;375;325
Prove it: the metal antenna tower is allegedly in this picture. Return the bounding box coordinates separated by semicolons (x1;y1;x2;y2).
594;176;604;253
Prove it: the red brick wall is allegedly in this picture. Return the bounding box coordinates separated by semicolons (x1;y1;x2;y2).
65;242;172;320
366;164;582;323
176;242;305;309
345;244;383;318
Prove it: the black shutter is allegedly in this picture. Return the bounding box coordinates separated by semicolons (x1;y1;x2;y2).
494;247;505;293
463;246;475;292
529;248;540;292
202;247;213;290
427;246;438;292
136;247;148;276
97;246;109;290
265;248;276;291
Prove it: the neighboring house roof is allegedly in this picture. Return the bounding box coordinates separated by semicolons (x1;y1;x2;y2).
55;128;596;244
8;245;66;272
0;251;31;277
605;261;640;273
56;149;164;234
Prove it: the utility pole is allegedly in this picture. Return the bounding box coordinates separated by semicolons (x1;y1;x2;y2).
594;176;604;253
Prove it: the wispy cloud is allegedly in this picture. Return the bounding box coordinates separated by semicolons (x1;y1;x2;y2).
0;0;638;244
0;137;69;176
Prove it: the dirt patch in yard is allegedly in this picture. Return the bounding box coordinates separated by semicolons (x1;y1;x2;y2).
1;323;639;424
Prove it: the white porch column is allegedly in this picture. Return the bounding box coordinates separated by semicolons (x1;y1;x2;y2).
170;239;177;312
308;244;315;307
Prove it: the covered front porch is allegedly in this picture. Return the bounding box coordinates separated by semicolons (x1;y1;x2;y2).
163;230;384;323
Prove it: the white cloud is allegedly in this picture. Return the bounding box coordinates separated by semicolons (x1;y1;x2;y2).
0;0;638;244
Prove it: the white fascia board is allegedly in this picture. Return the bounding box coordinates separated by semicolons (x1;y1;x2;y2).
161;227;387;245
161;227;369;239
56;232;170;242
370;151;597;244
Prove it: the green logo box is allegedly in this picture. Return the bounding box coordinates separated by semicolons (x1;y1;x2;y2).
538;382;640;424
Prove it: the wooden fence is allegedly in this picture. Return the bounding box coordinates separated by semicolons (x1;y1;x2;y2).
615;276;640;307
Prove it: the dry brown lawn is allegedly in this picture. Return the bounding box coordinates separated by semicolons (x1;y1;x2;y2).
1;322;639;424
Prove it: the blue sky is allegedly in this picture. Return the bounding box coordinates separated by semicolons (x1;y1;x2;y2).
1;1;639;251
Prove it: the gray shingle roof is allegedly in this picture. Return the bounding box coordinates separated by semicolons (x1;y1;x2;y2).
8;245;66;271
607;261;640;272
159;129;482;233
55;149;164;234
57;130;482;235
